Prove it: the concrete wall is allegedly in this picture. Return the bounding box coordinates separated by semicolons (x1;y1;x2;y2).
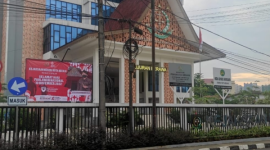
4;0;24;95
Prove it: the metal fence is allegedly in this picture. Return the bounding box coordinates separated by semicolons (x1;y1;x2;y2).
1;103;270;145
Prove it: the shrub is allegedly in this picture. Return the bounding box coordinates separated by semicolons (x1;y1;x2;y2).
106;110;144;128
0;108;38;132
0;128;191;150
2;126;270;149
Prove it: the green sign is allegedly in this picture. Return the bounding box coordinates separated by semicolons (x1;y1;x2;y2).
220;69;225;76
147;9;172;39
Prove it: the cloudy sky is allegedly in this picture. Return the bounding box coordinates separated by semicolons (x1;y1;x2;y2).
183;0;270;86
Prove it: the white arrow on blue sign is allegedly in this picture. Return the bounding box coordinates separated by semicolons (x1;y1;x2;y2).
8;77;28;95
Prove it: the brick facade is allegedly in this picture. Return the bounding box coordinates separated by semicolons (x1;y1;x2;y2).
21;0;45;78
164;63;174;103
1;0;45;83
105;0;199;53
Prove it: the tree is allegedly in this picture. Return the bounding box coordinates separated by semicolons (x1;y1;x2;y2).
229;87;260;104
191;73;222;104
0;83;7;102
256;91;270;104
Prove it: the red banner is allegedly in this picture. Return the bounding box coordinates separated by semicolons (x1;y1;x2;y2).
25;59;93;102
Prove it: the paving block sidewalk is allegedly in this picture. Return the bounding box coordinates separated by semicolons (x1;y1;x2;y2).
124;137;270;150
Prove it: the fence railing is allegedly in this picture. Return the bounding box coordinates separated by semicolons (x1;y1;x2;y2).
1;103;270;145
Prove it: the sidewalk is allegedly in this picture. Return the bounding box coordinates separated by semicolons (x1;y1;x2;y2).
124;137;270;150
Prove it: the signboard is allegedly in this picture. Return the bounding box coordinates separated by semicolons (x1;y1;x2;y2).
135;65;167;72
169;63;192;87
213;68;232;89
8;96;27;106
8;77;28;95
25;59;93;102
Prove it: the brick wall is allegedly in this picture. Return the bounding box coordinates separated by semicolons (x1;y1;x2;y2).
21;0;45;79
164;63;174;103
106;0;199;53
1;0;45;82
124;59;136;103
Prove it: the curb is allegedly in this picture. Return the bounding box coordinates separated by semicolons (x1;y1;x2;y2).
124;137;270;150
199;143;270;150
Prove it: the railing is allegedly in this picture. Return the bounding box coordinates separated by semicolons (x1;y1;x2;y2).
1;103;270;145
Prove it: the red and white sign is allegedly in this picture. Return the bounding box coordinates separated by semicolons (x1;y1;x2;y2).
25;59;93;102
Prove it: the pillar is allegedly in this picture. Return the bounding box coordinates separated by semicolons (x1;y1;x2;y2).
136;59;139;103
191;63;195;104
159;61;164;103
119;57;125;103
92;48;99;103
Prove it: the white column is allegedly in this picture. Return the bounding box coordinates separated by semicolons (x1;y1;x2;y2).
159;61;164;103
93;48;99;103
136;59;139;103
191;63;195;104
119;57;125;103
144;71;148;103
4;0;10;83
56;108;64;133
174;87;176;104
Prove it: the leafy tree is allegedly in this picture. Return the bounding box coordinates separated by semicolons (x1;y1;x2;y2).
191;73;222;104
256;91;270;104
0;83;7;102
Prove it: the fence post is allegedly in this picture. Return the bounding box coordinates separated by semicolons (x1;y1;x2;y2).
184;108;187;131
56;108;64;133
15;106;19;142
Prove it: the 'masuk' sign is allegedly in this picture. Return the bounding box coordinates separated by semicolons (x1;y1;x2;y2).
213;68;232;89
8;96;27;106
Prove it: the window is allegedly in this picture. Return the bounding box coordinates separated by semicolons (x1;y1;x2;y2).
43;24;94;53
91;2;116;25
176;86;189;93
108;0;123;3
46;0;82;22
148;71;159;91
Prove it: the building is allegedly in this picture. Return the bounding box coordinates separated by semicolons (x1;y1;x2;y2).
262;85;270;92
229;81;242;95
235;84;243;93
0;0;225;103
203;79;213;85
244;83;260;91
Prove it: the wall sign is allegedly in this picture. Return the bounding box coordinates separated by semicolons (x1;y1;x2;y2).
147;6;172;39
213;67;232;89
135;65;167;72
169;63;192;87
25;59;93;102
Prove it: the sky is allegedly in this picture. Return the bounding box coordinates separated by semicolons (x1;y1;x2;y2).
183;0;270;86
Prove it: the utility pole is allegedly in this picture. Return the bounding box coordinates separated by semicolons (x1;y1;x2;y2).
151;0;156;131
128;21;134;135
98;0;106;146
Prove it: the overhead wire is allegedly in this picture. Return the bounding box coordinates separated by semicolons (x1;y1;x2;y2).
186;0;270;12
3;1;270;77
138;0;270;58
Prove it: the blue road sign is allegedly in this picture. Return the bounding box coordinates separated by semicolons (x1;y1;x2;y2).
8;77;28;95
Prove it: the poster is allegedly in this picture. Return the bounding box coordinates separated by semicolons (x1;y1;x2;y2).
213;67;232;89
25;59;93;102
169;63;192;87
